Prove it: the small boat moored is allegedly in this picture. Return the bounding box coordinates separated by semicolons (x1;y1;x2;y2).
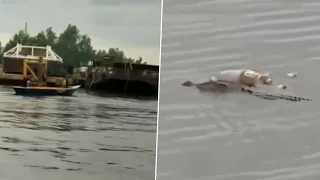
13;85;81;96
11;56;81;97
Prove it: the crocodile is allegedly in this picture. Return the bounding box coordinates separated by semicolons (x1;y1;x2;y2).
182;69;311;102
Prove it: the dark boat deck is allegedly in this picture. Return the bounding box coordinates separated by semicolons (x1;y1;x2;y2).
84;62;159;96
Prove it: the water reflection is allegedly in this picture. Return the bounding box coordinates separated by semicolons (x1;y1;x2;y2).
86;90;158;101
0;86;157;180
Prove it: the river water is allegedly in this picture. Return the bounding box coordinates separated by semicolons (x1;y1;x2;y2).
158;0;320;180
0;86;157;180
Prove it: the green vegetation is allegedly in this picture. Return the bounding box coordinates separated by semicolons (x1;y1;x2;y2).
0;24;146;66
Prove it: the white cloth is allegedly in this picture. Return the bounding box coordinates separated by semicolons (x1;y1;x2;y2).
26;80;31;87
213;69;244;84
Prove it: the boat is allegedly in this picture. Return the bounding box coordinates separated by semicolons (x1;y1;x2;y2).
11;57;81;96
13;85;81;96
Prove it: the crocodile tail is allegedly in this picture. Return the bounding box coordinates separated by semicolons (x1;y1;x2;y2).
182;80;194;87
241;87;312;102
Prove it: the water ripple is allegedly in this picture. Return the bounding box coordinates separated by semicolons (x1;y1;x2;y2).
0;87;157;180
158;0;320;180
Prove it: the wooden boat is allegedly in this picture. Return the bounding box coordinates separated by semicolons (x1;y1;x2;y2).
10;57;81;96
13;85;81;96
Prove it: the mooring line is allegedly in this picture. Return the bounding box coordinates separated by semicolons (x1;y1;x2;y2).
89;70;96;89
123;61;133;91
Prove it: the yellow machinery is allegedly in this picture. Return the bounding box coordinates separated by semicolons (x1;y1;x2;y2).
22;57;67;87
11;57;81;96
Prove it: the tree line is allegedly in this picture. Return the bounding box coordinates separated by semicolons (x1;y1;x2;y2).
0;24;146;66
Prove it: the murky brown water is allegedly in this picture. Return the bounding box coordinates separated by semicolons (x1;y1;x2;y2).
158;0;320;179
0;86;157;180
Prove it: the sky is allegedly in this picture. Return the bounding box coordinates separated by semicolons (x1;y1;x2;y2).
0;0;162;65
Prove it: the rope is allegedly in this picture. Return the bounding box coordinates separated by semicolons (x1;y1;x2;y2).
89;69;96;89
123;61;133;91
241;87;312;102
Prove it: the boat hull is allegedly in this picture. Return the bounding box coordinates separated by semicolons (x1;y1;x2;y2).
12;85;81;96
